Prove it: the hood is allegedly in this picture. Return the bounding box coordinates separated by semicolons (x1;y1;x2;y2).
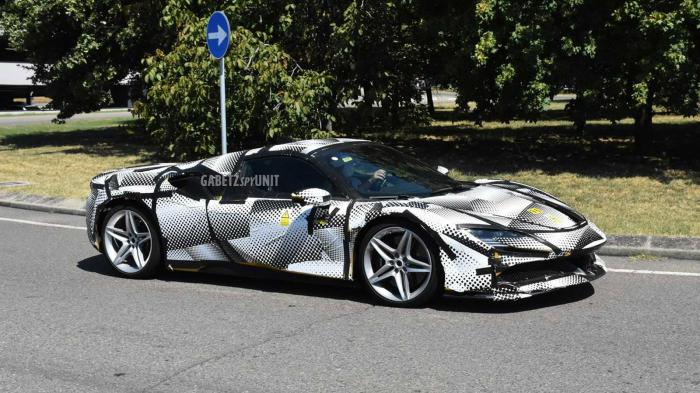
421;181;585;231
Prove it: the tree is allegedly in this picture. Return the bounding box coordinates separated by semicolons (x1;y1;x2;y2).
554;0;700;149
409;1;468;115
1;0;438;130
596;0;699;149
331;0;429;125
137;4;335;159
4;0;698;153
451;0;559;123
450;0;700;150
198;0;437;127
1;0;169;118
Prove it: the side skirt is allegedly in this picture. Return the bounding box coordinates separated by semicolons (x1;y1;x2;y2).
165;260;358;288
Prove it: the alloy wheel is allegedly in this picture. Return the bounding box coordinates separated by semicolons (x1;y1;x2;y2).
363;226;433;302
103;209;153;274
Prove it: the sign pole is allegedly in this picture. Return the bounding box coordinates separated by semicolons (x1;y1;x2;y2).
219;57;227;154
206;11;231;155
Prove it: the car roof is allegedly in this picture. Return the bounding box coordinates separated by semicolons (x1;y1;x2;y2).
244;138;369;157
195;138;370;175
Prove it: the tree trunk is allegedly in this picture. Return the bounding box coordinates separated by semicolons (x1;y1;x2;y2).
425;84;435;115
359;84;375;125
390;97;400;127
634;84;655;153
570;90;586;134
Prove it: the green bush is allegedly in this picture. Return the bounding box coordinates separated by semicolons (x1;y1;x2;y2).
135;16;335;160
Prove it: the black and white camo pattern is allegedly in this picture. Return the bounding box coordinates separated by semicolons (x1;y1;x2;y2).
86;139;607;300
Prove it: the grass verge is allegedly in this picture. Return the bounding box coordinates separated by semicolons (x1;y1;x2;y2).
353;110;700;237
0;118;154;198
0;111;698;237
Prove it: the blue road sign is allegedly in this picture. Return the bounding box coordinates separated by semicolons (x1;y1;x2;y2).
206;11;230;59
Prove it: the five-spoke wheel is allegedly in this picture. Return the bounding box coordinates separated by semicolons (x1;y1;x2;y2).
360;223;441;306
102;206;161;277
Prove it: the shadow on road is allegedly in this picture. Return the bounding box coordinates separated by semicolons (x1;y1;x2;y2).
76;254;369;303
436;284;595;313
77;254;595;313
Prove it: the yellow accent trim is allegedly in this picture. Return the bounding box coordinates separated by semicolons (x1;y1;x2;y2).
279;210;289;226
527;207;543;214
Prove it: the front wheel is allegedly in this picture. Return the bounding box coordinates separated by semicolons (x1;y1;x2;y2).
358;222;442;307
101;206;162;278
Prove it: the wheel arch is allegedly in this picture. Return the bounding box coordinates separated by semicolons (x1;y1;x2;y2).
352;213;449;281
95;197;163;253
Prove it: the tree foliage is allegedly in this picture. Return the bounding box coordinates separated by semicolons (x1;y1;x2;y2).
452;0;700;148
2;0;699;155
451;0;558;123
561;0;700;147
137;4;334;159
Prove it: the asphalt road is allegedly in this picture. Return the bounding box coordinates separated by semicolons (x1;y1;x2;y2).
0;206;698;393
0;110;132;126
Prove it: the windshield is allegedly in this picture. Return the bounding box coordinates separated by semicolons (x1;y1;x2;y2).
314;143;463;198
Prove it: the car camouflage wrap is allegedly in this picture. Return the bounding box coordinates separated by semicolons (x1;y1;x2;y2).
87;138;606;300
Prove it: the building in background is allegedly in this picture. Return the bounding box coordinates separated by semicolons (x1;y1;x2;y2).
0;34;47;109
0;33;130;110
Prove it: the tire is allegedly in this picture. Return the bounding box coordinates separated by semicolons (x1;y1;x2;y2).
101;205;162;278
358;221;443;307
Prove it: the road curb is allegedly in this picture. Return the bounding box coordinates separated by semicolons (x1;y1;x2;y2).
0;199;86;216
598;246;700;260
0;192;86;217
0;194;698;260
601;235;700;260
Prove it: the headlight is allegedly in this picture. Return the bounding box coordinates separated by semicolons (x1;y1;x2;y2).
461;228;525;247
456;226;551;252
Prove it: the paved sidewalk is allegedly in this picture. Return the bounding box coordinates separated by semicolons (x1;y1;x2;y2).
0;191;698;260
0;192;85;216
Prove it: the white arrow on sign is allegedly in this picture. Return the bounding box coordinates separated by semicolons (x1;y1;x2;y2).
208;24;227;46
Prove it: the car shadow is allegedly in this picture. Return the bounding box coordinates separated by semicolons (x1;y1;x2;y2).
76;254;371;303
435;284;595;313
77;254;595;313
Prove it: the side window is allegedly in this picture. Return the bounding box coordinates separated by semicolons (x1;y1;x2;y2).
223;156;336;200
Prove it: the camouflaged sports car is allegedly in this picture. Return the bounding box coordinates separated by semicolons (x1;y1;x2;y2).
87;138;606;306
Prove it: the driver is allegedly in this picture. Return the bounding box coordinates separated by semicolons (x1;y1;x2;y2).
329;155;386;192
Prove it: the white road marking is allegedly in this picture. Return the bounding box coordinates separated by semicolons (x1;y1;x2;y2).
0;217;85;231
3;216;699;277
608;268;700;277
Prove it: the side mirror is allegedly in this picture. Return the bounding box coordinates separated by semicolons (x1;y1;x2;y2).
291;188;331;207
169;173;213;200
436;165;449;175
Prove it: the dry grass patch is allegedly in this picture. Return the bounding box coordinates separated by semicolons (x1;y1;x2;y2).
1;112;698;237
0;119;154;199
356;112;700;237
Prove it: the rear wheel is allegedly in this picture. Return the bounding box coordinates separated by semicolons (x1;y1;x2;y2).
359;222;442;307
101;206;161;278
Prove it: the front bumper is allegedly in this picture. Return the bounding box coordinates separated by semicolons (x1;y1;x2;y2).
459;254;606;301
85;184;106;251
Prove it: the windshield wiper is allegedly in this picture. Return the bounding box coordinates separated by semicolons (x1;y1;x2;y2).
430;183;471;196
368;194;414;200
